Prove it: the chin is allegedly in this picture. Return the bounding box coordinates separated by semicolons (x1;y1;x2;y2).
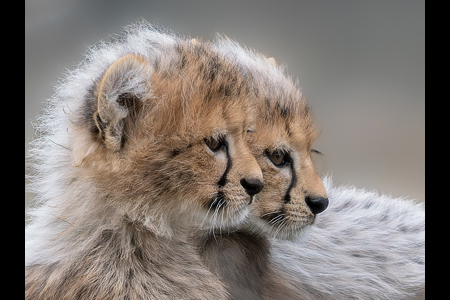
244;216;312;241
196;199;250;231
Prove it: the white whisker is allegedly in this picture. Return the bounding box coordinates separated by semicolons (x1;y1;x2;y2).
212;198;224;244
201;196;218;227
269;214;285;225
261;211;283;218
220;200;225;237
273;219;287;241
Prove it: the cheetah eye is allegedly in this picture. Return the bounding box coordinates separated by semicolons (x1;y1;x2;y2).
265;150;289;167
205;136;226;152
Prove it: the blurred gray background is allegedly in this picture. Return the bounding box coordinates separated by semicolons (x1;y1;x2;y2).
25;0;425;210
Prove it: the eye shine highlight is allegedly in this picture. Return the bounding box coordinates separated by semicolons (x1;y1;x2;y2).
265;150;290;167
205;136;226;152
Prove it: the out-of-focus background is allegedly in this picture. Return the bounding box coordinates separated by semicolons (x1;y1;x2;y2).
25;0;425;208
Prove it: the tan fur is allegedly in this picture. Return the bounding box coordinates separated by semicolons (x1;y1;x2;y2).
26;29;265;300
248;94;327;239
26;24;327;299
86;43;263;228
198;95;327;299
197;41;328;299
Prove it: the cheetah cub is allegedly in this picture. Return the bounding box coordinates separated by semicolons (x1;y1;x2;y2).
201;37;424;300
25;24;263;300
198;38;328;299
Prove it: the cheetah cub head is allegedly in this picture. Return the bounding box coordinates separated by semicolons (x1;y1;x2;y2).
212;38;328;240
248;94;328;240
79;39;263;235
206;48;330;240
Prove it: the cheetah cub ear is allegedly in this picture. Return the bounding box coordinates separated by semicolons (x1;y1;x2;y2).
94;54;153;151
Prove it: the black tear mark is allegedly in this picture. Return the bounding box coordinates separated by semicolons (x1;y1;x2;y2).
284;159;297;203
217;140;232;188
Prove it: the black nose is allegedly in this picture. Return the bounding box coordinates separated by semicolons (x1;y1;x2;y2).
240;178;264;196
305;196;329;214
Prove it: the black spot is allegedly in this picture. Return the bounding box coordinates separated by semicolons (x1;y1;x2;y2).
126;268;135;281
275;101;290;118
352;253;364;258
280;106;290;117
171;149;181;157
206;56;220;83
171;144;192;157
399;225;408;232
218;83;232;97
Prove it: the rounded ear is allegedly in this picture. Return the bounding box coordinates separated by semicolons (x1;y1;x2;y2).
94;54;152;151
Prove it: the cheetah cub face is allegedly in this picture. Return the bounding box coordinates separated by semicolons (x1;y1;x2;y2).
248;97;328;241
211;38;328;240
82;41;263;233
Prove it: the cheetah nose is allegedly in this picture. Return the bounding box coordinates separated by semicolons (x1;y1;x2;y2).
240;178;264;196
305;196;329;215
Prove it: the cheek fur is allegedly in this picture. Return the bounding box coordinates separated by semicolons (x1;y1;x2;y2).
146;144;229;198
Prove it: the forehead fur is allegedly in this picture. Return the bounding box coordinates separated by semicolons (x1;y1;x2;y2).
146;39;256;140
212;36;318;151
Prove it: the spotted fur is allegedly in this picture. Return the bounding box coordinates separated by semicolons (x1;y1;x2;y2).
270;177;425;299
25;22;264;300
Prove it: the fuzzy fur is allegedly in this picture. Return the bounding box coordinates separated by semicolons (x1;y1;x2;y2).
26;21;424;300
25;22;266;299
213;35;329;240
199;35;425;299
198;178;425;300
269;177;425;299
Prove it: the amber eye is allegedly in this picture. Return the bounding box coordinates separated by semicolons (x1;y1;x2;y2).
265;150;289;167
205;136;226;152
